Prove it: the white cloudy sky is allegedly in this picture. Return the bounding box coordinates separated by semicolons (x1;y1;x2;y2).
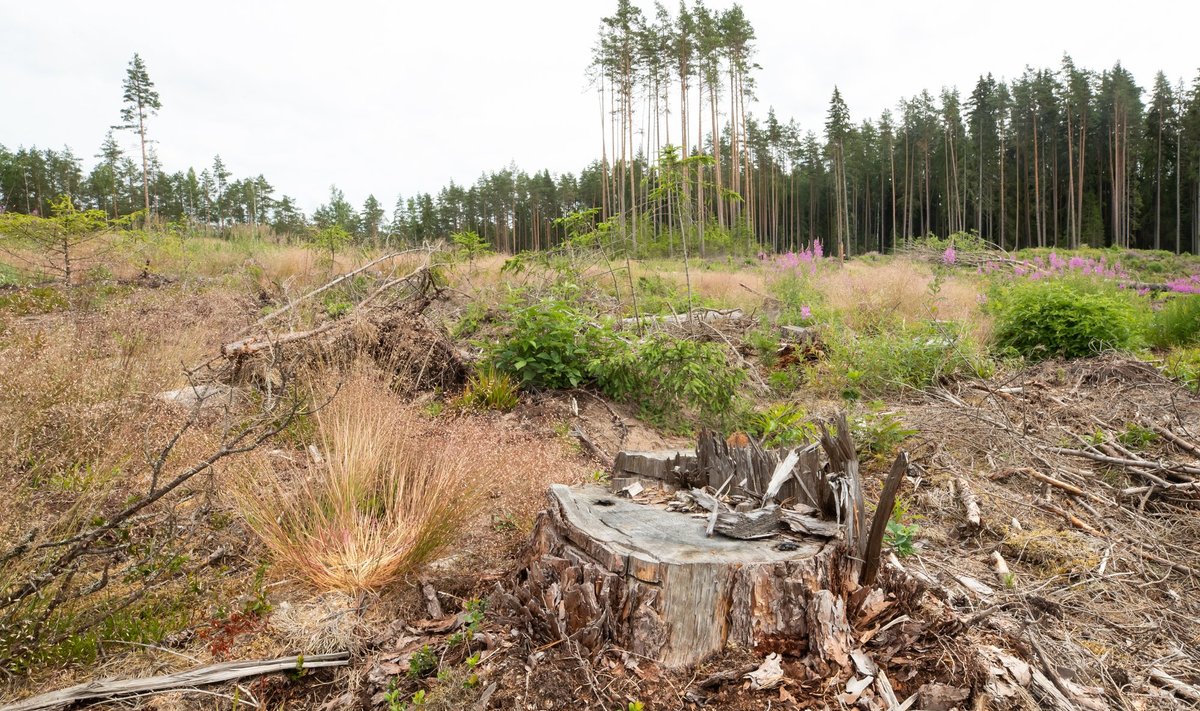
2;0;1196;213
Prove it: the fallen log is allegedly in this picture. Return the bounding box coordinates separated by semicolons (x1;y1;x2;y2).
2;653;350;711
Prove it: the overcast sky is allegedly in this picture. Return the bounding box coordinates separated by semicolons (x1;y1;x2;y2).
2;1;1197;213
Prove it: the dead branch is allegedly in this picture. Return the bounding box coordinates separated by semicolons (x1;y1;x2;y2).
1041;445;1200;477
860;452;909;586
2;653;350;711
1149;667;1200;704
238;247;428;335
956;476;982;529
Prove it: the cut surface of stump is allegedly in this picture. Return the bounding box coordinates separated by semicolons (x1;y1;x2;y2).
518;484;852;668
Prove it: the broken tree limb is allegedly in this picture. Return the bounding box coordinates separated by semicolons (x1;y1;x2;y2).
1021;468;1087;498
992;551;1011;585
1041;446;1200;477
1146;423;1200;459
2;653;350;711
220;321;339;358
860;452;909;586
1120;480;1200;497
1149;667;1200;703
956;476;982;529
238;248;425;335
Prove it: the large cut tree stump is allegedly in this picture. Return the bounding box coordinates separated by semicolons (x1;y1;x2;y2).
511;484;855;669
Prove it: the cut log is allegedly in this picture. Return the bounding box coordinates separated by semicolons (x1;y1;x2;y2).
509;484;853;669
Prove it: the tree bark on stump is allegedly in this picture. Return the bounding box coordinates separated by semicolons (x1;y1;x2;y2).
507;484;855;669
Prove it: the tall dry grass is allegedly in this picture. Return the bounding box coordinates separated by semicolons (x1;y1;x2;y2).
237;370;477;593
815;258;989;341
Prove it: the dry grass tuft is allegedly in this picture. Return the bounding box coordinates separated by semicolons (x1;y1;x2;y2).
238;369;477;593
269;592;374;654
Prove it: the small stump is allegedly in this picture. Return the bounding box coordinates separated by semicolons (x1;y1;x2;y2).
512;484;854;669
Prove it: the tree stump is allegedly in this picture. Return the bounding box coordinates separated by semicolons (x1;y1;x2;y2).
509;484;855;669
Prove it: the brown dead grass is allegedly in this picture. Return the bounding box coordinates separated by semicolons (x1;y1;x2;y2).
816;258;989;340
236;366;478;594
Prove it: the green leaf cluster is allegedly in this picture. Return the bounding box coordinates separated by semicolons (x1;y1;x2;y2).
989;278;1145;360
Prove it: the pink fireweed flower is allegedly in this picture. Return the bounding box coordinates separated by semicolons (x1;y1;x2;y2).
942;245;957;265
800;305;812;320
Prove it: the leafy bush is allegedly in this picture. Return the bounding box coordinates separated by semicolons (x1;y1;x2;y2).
769;272;823;325
487;296;744;430
989;279;1145;360
461;365;519;411
591;333;744;431
486;298;603;389
851;405;917;458
1163;346;1200;391
745;403;818;448
1147;295;1200;348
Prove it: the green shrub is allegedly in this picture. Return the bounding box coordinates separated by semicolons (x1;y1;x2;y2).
1163;346;1200;391
487;297;745;430
851;405;917;458
770;273;824;325
1147;295;1200;348
591;333;744;431
486;298;603;389
744;403;818;448
832;320;988;394
461;366;519;411
990;279;1145;360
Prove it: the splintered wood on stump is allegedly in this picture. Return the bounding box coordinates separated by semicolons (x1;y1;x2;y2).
513;484;854;669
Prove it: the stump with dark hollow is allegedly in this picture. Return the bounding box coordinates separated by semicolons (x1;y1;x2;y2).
505;415;898;670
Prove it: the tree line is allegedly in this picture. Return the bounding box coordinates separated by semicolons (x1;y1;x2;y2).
3;5;1200;256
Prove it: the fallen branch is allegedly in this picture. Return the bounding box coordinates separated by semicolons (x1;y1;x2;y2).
1149;667;1200;704
956;476;982;529
1041;446;1200;477
238;248;425;335
2;653;350;711
221;322;338;358
1021;468;1087;498
1146;423;1200;459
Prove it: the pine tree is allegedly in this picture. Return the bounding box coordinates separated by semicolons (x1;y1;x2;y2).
115;53;161;218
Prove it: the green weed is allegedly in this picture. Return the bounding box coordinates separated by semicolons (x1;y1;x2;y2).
1147;295;1200;348
461;366;520;411
745;403;818;449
